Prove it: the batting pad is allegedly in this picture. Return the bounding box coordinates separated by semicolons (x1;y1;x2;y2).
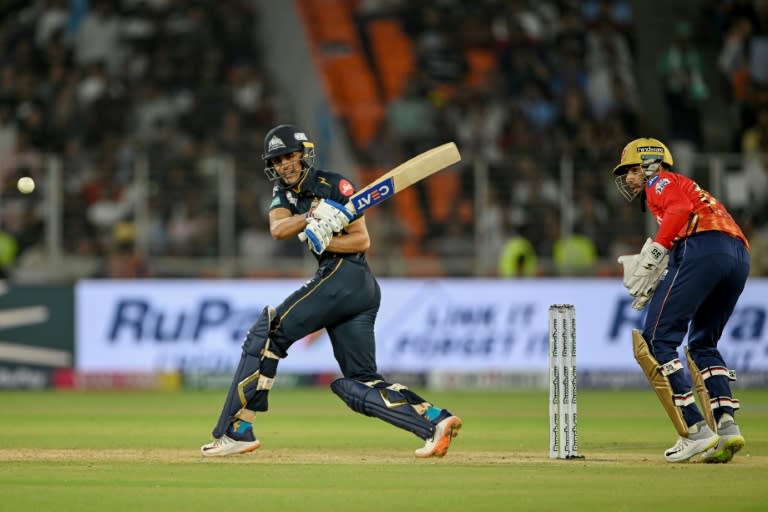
211;306;278;438
331;378;435;440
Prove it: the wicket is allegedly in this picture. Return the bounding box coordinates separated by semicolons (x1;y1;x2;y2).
548;304;582;459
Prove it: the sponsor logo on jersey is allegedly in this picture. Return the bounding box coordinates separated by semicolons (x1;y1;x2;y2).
654;178;670;194
351;177;394;212
339;179;354;196
647;175;660;187
286;191;298;206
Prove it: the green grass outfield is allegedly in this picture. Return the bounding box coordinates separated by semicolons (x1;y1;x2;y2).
1;388;766;511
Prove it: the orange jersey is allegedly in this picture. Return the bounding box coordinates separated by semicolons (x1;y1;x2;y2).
644;171;749;250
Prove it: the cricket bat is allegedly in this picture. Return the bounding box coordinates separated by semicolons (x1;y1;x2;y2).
300;142;461;240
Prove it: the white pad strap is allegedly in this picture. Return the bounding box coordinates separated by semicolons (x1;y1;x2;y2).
673;391;695;407
256;375;275;390
658;358;683;376
710;396;740;411
660;360;691;406
254;340;280;391
701;366;737;381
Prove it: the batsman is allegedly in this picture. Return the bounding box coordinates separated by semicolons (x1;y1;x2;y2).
613;138;749;463
200;124;462;457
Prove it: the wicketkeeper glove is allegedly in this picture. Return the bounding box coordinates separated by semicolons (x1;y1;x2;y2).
618;238;669;298
630;292;654;311
306;199;354;233
303;217;334;255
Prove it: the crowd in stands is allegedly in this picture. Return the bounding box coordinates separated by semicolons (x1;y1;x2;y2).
0;0;765;279
711;0;768;274
355;0;768;276
354;0;645;274
0;0;279;278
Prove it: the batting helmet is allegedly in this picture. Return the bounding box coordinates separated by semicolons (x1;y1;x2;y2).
262;124;316;186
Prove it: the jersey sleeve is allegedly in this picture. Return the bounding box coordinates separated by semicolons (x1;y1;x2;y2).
329;174;362;220
269;186;293;212
651;175;694;249
329;175;357;203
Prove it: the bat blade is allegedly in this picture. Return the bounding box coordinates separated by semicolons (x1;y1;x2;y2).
347;142;461;214
298;142;461;242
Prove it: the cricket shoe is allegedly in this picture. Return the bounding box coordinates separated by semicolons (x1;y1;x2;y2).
664;420;719;463
201;428;261;457
702;413;745;464
415;412;462;458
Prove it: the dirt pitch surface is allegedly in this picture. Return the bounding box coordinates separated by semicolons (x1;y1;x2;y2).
1;448;765;466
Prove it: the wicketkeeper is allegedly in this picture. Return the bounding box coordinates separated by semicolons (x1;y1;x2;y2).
613;137;749;463
200;124;462;457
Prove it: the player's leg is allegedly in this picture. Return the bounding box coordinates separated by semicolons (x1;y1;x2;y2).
325;279;462;457
202;265;349;456
642;262;707;428
641;246;720;462
330;378;462;457
201;305;277;456
688;247;749;462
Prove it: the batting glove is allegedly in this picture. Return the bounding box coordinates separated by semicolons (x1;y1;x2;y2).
307;199;354;233
303;217;334;255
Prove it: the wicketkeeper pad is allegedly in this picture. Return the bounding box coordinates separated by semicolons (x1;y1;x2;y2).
632;329;689;437
684;347;717;431
331;378;436;439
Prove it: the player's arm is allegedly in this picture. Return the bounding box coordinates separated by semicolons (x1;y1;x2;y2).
326;217;370;253
269;207;308;240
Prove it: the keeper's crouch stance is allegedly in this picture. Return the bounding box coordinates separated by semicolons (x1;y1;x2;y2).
200;124;462;458
613;137;749;463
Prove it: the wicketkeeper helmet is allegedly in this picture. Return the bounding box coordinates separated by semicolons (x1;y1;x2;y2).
612;137;674;201
612;137;674;176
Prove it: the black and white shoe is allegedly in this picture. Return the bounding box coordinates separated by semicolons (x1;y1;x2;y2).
201;428;260;457
664;421;719;463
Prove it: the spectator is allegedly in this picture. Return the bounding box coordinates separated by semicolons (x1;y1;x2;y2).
718;16;752;91
93;222;151;278
73;0;122;73
553;233;597;276
0;227;18;279
498;233;538;277
658;21;709;146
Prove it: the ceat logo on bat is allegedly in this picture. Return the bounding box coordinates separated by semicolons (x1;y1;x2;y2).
339;179;354;196
352;177;394;212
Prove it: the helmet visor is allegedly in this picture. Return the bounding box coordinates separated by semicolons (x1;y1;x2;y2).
614;174;641;201
263;146;315;188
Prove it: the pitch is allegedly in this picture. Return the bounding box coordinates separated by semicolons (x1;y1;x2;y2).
0;388;766;511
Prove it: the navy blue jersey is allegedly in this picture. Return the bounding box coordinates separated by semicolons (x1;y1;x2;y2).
269;168;364;264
